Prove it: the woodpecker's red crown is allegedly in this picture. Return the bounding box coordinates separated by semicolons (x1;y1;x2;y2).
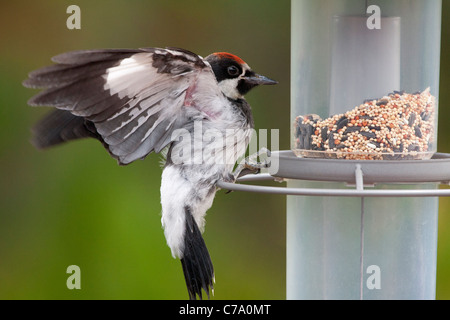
204;52;277;100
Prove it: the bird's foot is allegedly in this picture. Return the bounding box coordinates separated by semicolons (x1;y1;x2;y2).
233;147;271;180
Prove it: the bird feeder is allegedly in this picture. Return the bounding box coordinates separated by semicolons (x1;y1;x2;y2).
218;0;449;299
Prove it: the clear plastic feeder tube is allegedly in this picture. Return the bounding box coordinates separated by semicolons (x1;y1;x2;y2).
289;0;442;299
291;0;441;160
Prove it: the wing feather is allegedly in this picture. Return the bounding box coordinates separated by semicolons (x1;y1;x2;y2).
25;47;224;164
51;49;141;64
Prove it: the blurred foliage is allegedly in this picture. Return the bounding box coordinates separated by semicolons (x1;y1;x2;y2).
0;0;448;300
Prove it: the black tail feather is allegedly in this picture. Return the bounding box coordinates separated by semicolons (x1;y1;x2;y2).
30;109;115;155
181;207;214;300
31;109;97;149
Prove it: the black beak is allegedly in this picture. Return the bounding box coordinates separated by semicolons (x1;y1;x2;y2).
238;72;277;96
244;73;278;86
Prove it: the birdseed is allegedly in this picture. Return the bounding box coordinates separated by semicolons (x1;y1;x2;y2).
293;88;436;160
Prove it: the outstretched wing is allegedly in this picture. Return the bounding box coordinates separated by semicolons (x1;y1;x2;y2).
24;47;223;165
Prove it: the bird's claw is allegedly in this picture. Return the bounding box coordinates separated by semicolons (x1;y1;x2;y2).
233;147;272;180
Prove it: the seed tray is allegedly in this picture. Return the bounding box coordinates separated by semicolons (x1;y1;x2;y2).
293;88;436;160
267;150;450;185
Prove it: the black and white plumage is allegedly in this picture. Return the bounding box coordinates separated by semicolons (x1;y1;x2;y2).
24;47;277;299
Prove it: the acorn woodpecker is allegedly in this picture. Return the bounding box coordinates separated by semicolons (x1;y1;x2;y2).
23;47;277;299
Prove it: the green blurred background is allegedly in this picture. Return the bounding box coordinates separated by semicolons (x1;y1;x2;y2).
0;0;449;299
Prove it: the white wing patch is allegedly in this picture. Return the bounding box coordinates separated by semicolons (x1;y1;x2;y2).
103;53;154;98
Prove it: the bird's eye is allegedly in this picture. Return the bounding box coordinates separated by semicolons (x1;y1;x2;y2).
227;65;240;76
